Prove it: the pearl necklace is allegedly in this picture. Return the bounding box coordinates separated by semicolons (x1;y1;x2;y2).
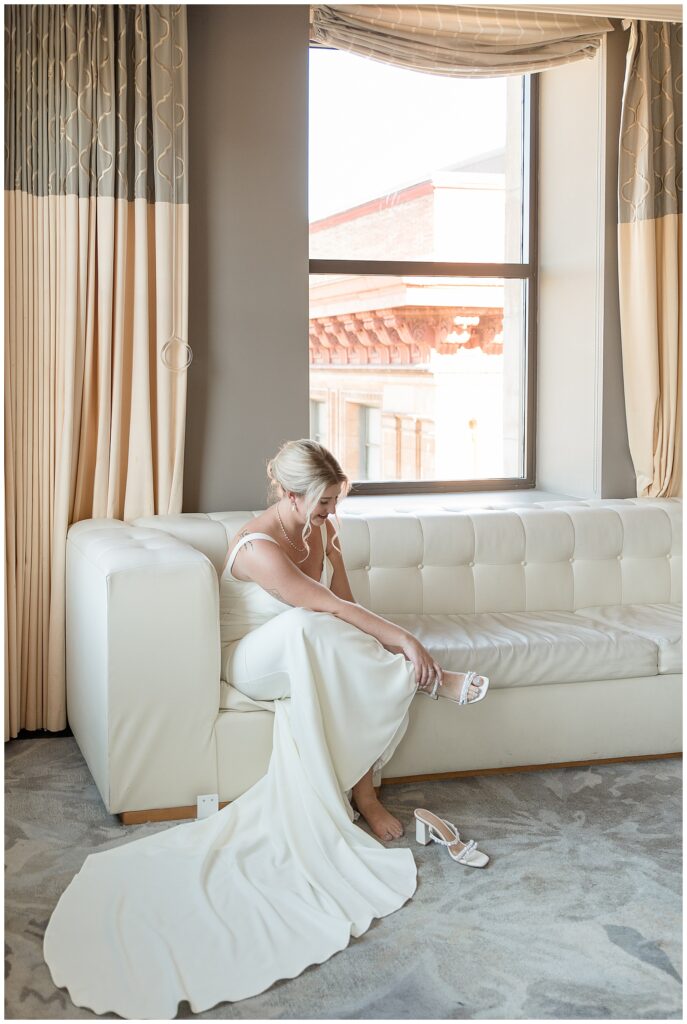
275;503;307;553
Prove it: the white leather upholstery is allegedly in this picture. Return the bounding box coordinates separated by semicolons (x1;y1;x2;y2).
214;675;683;802
132;512;250;575
383;673;683;779
64;499;682;814
135;501;682;611
381;610;659;686
575;603;682;674
340;505;680;613
66;520;220;811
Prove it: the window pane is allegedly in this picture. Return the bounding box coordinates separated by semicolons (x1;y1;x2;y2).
309;398;328;447
309;50;525;264
357;405;381;480
309;274;527;483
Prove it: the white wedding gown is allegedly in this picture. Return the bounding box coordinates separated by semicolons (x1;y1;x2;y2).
44;524;420;1019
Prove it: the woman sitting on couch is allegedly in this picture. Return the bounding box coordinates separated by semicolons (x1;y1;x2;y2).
220;437;489;841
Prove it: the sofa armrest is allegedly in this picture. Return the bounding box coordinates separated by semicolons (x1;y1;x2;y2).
66;520;220;814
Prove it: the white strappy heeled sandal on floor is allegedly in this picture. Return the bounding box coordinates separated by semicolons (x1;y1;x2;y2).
414;808;490;868
418;669;490;705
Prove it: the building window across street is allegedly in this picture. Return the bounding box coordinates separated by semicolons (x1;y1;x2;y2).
310;398;328;447
308;47;537;494
358;405;381;481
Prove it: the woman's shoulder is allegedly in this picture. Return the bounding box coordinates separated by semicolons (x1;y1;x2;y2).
223;514;281;575
228;511;279;549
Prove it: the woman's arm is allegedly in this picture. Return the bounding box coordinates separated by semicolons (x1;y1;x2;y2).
234;539;407;648
234;532;442;689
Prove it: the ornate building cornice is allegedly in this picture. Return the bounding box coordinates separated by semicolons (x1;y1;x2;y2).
309;307;504;366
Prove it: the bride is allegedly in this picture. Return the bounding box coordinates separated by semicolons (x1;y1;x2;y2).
222;438;488;841
44;438;489;1019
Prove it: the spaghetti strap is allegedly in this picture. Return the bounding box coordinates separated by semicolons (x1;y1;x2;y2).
226;532;279;579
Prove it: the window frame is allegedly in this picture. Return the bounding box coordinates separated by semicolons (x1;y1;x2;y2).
309;68;539;496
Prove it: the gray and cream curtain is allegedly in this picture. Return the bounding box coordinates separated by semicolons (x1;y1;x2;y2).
618;20;682;497
5;5;189;738
310;4;614;76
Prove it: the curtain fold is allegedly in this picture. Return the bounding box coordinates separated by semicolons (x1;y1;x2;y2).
618;20;682;498
5;5;190;738
310;4;614;76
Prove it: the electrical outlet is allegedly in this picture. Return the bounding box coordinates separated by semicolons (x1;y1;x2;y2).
196;793;219;819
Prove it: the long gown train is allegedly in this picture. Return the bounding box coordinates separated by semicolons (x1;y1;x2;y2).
43;607;419;1019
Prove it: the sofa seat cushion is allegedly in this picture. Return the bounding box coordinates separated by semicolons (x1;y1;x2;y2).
574;603;681;675
220;681;277;713
383;610;659;689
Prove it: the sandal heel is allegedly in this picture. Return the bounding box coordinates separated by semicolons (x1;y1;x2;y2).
415;817;431;845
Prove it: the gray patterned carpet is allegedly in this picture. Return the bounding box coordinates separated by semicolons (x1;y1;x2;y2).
5;738;682;1020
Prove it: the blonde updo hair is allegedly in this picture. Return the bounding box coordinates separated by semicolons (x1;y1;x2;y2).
266;439;351;562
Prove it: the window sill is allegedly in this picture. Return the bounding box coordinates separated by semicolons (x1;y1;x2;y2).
338;487;580;514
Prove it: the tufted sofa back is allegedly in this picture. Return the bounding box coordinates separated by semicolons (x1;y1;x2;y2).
132;499;681;615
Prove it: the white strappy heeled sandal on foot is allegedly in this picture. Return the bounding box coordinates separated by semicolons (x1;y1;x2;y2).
414;808;489;867
419;669;490;705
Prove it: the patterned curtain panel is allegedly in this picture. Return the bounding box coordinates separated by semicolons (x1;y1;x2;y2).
4;5;190;738
618;21;682;497
310;4;614;76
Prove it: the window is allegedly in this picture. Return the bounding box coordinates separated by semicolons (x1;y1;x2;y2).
358;405;381;480
308;48;537;494
309;398;328;446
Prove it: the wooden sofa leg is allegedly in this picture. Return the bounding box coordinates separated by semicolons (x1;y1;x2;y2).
119;802;231;825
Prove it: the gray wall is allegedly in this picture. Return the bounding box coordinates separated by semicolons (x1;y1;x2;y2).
184;5;310;512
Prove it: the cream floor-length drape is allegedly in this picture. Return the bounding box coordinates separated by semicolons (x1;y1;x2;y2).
4;6;190;738
618;20;682;498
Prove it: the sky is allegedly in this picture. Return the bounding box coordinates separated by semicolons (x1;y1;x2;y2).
308;49;510;222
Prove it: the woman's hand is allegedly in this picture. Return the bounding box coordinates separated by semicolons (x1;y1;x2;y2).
400;635;443;692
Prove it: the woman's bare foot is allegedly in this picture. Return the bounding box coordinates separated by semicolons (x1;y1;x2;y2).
422;670;486;702
354;793;404;841
352;765;404;841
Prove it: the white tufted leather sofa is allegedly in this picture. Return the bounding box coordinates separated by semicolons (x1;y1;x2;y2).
65;498;682;819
